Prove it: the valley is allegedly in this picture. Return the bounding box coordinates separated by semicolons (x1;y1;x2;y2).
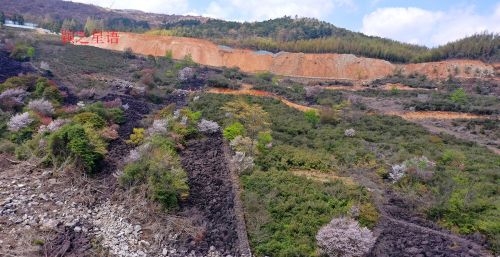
0;2;499;256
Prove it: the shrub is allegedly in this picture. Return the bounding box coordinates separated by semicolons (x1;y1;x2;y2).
73;112;106;128
230;151;255;174
316;217;376;257
0;88;28;110
440;149;466;168
148;119;168;135
344;128;356;137
175;54;197;69
206;74;240;89
304;110;320;127
223;122;245;140
127;128;145;145
8;112;33;132
34;79;63;104
222;99;270;139
107;108;126;124
123;47;135;59
48;124;103;172
319;108;340;125
390;156;436;183
197;119;220;133
389;163;406;183
10;43;35;61
256;71;274;82
358;203;379;229
0;140;16;154
120;136;189;210
223;67;244;80
230;136;255;154
178;67;195;81
257;131;272;153
450;88;467;104
28;99;55;116
165;50;173;62
242;171;369;256
0;88;27;101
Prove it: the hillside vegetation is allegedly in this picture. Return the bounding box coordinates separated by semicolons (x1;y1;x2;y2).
149;17;500;63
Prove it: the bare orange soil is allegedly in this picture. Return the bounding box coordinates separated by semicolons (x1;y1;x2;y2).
388;111;487;120
79;33;496;81
321;83;432;91
207;88;315;112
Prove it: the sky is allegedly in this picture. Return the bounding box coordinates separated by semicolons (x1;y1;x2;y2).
68;0;500;47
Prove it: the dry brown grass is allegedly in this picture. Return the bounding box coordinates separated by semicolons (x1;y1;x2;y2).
291;169;355;185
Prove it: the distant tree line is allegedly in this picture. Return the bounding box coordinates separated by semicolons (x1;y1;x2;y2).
155;16;499;63
0;12;25;25
0;12;5;26
38;16;150;34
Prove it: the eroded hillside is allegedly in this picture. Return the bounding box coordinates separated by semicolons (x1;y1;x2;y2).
81;33;496;81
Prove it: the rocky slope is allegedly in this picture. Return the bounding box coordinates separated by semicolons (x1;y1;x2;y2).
81;33;496;81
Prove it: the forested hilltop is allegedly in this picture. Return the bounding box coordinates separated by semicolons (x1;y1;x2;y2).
148;17;500;63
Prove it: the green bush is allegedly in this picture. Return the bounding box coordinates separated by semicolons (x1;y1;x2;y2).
10;43;35;61
73;112;106;128
48;124;103;172
223;67;244;80
0;140;16;154
256;71;274;82
450;88;468;104
256;144;335;171
127;128;145;145
174;54;197;69
121;136;189;210
257;131;272;153
223;122;245;140
206;74;240;89
242;170;370;257
358;203;379;229
304;110;320;127
107;108;126;124
33;78;63;104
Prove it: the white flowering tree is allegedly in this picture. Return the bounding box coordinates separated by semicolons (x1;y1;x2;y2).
316;217;376;257
28;99;55;116
344;128;356;137
197;119;220;133
147;119;168;135
8;112;34;132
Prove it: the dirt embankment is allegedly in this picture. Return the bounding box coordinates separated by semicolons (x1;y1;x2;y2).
80;33;496;81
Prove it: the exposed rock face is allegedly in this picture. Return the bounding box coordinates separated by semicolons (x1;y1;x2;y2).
81;33;496;81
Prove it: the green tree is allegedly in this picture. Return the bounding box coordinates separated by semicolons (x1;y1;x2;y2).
61;19;82;32
223;122;245;140
0;12;5;26
304;110;320;127
450;88;467;104
222;99;270;139
165;50;173;62
84;17;105;36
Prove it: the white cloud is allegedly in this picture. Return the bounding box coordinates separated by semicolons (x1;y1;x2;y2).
204;0;355;21
67;0;190;14
361;6;500;46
